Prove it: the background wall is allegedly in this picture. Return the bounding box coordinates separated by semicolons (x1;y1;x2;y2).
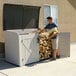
0;0;76;57
0;0;5;57
2;0;76;42
58;0;76;42
0;0;4;42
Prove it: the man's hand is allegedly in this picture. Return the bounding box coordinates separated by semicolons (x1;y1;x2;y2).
49;32;58;38
48;27;59;39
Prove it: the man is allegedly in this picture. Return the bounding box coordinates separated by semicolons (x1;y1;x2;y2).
44;17;60;60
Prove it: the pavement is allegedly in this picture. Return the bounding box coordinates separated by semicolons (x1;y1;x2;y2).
0;43;76;76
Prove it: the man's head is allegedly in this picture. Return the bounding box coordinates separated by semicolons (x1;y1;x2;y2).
47;17;53;24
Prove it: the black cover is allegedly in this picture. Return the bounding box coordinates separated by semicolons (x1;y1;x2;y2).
3;4;41;30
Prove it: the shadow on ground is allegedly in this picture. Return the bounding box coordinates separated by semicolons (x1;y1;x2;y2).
0;42;5;58
68;0;76;10
0;60;18;70
0;57;66;70
0;59;54;70
0;59;51;70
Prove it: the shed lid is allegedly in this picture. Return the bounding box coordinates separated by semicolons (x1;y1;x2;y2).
3;4;41;30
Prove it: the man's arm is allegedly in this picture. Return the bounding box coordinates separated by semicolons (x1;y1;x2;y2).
49;27;59;38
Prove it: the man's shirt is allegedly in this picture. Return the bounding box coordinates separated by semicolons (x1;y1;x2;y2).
44;23;58;39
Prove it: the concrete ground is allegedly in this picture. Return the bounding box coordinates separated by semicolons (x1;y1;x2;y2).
0;43;76;76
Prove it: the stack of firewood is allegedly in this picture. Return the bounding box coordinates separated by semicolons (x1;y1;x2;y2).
38;29;53;60
31;29;53;60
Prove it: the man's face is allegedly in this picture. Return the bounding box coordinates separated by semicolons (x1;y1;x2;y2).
47;19;52;24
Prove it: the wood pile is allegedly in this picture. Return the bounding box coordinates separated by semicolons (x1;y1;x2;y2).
32;28;58;60
37;29;53;60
